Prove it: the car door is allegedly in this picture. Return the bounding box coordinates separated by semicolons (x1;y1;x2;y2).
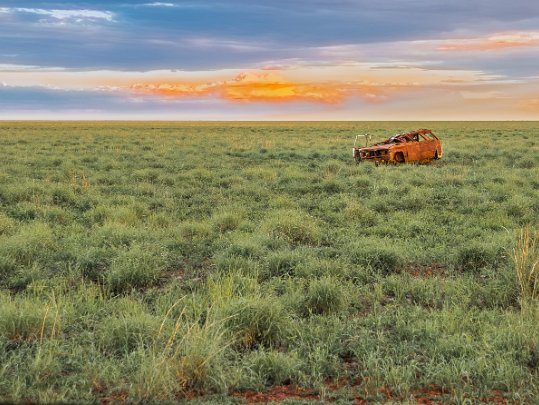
417;133;436;160
405;138;420;161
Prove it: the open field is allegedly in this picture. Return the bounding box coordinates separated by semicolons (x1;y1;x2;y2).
0;121;538;404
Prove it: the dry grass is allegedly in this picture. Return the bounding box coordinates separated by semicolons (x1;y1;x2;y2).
514;225;539;308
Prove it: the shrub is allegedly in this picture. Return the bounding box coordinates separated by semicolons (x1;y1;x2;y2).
0;295;59;343
206;271;260;304
348;243;403;275
367;248;402;274
321;179;342;193
178;221;213;241
225;297;291;348
225;237;266;259
187;168;213;181
322;160;343;178
505;195;534;223
0;222;56;265
43;206;73;225
131;309;231;398
95;223;138;248
515;157;535;169
295;257;344;279
263;210;320;246
83;205;108;226
266;250;303;278
243;349;302;388
106;206;145;227
0;213;16;236
98;312;161;356
213;254;259;276
0;184;34;204
171;318;230;392
5;262;45;291
0;256;17;281
212;210;243;233
456;243;501;272
7;202;41;221
343;200;378;227
77;246;113;282
302;277;345;316
50;185;77;207
106;244;166;293
367;193;394;214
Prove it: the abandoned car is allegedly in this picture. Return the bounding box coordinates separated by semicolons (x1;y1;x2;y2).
352;129;442;165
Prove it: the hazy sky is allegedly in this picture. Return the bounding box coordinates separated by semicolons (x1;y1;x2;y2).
1;1;539;120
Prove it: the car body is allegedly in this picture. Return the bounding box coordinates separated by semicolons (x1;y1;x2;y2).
352;129;442;165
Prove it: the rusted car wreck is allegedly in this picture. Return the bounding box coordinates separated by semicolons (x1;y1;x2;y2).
352;129;442;165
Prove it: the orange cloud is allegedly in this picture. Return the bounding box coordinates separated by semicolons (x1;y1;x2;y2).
130;82;215;97
224;71;346;102
437;32;539;52
130;71;346;103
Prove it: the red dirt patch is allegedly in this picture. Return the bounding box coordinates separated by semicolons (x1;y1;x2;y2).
405;263;447;278
412;384;451;404
99;390;128;405
96;382;513;404
159;266;186;283
231;380;514;404
481;389;512;404
232;385;320;403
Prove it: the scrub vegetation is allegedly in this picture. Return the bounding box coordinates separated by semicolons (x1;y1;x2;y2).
0;121;538;403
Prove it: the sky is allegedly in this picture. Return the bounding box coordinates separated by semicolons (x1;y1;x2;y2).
1;0;539;120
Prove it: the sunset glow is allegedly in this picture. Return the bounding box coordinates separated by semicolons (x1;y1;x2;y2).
132;72;346;103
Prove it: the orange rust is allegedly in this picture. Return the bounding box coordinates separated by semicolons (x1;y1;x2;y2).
353;129;442;165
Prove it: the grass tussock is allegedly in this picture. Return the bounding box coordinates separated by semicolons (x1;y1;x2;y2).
0;295;60;343
225;297;292;349
302;277;346;316
106;244;167;293
263;210;321;246
514;225;539;308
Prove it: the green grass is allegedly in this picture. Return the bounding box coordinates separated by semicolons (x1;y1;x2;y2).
0;121;538;403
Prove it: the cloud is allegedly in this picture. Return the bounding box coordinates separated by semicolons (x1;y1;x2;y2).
2;59;539;119
437;32;539;52
311;30;539;62
142;2;176;7
225;72;345;103
184;37;268;52
3;75;539;120
130;71;347;103
0;64;66;72
128;69;433;104
0;7;114;23
0;63;499;103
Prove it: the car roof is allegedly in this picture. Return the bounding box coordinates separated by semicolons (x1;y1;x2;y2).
392;129;438;141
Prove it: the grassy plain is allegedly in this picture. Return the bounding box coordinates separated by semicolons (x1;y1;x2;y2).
0;121;538;403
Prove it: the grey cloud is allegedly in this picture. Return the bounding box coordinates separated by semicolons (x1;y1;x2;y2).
1;0;538;74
